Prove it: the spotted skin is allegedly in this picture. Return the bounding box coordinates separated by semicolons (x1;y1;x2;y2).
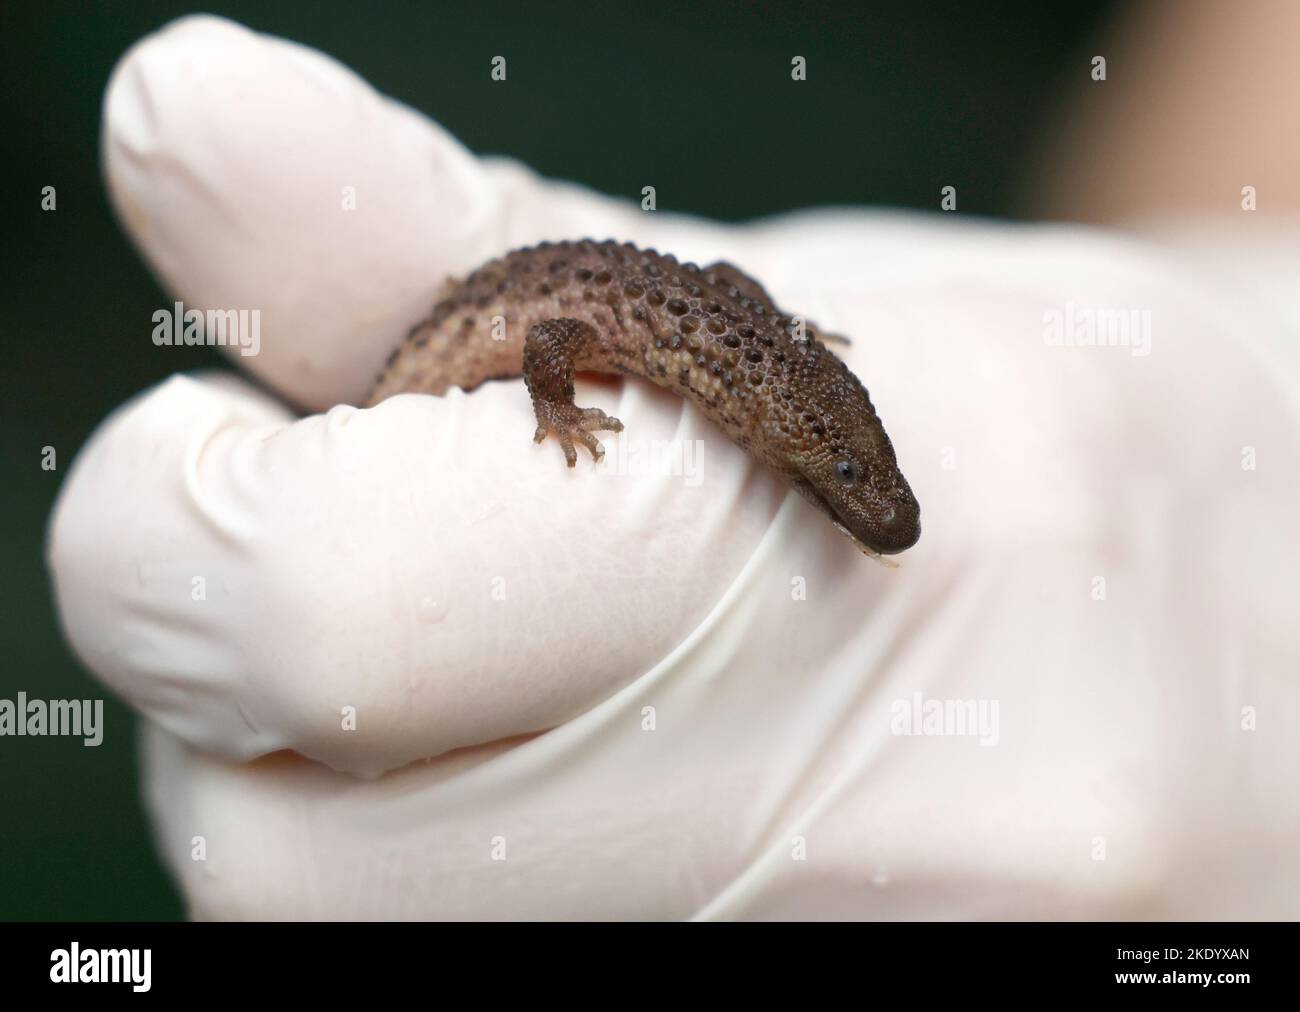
367;239;920;555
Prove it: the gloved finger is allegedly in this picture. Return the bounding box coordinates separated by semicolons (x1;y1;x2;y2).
47;367;787;777
101;14;721;412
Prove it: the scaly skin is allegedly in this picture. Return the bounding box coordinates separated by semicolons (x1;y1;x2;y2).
367;239;920;555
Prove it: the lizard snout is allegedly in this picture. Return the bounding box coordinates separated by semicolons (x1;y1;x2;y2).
868;490;921;555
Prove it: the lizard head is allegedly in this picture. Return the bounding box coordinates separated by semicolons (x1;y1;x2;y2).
781;354;921;557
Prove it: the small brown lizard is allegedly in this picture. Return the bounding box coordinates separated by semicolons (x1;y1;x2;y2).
367;239;920;556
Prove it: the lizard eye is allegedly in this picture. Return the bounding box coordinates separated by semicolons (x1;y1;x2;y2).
834;460;857;485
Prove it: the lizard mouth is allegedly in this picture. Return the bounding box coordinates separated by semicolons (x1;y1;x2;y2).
789;477;897;565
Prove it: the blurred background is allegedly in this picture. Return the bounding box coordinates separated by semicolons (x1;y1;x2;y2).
2;0;1295;918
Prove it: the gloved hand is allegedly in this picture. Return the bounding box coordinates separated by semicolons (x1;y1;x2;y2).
47;15;1300;919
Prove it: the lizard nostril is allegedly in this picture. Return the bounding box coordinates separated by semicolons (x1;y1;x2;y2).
871;492;921;554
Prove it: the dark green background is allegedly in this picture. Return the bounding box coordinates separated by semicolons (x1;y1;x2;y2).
0;0;1113;919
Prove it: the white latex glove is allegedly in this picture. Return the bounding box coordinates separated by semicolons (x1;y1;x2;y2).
48;15;1300;919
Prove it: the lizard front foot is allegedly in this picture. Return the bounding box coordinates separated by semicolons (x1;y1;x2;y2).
523;317;624;466
532;403;623;466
